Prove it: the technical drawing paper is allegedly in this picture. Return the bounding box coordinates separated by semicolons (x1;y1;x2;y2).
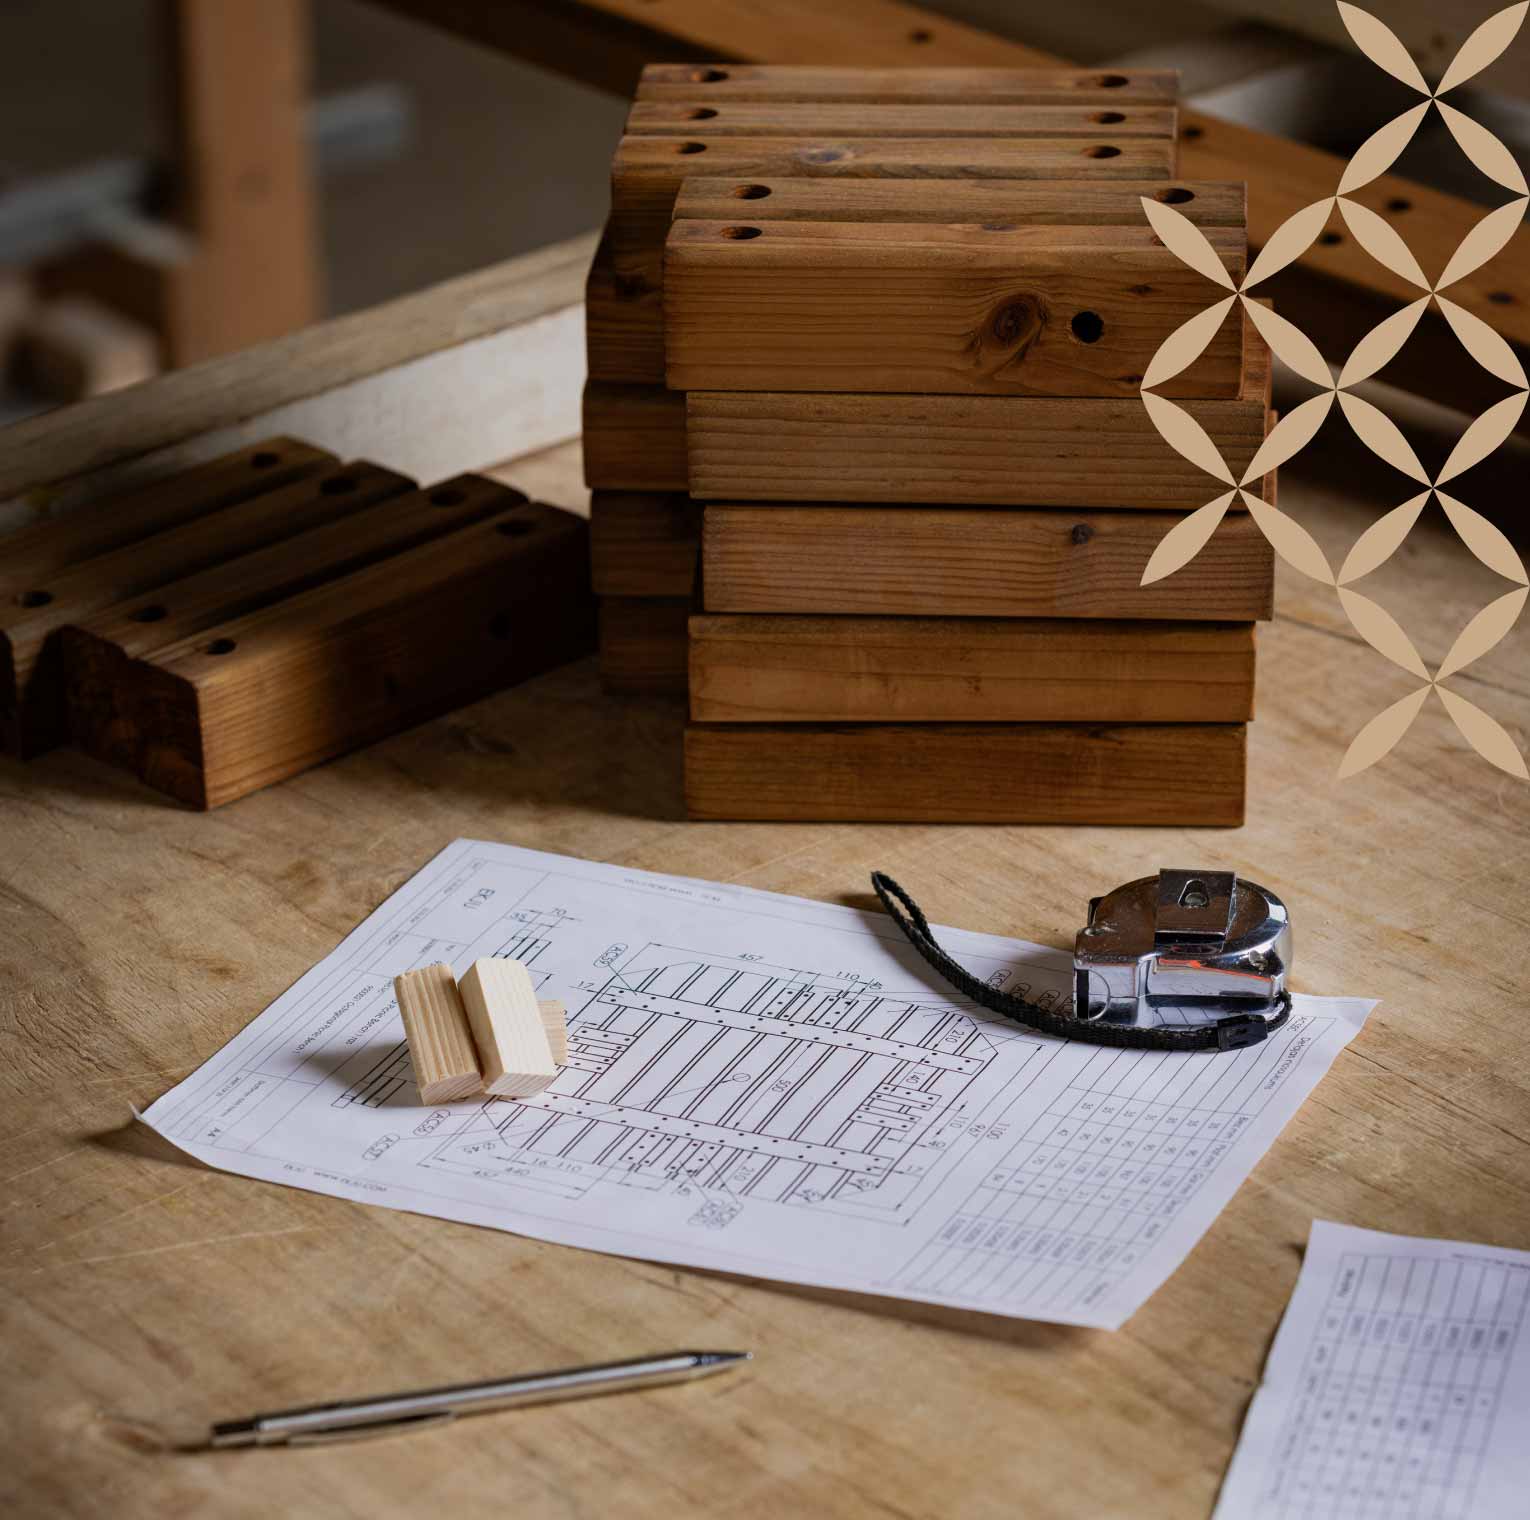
1213;1221;1530;1519
142;840;1373;1329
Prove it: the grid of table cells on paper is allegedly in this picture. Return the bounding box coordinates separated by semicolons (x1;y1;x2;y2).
1265;1250;1530;1518
892;1021;1325;1315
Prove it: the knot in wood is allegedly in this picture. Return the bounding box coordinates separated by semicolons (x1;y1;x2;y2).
990;295;1045;350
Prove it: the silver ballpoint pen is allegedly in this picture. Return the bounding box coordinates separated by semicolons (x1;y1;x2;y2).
209;1350;751;1448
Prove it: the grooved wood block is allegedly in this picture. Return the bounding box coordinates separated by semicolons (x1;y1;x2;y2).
636;64;1181;106
1;460;410;759
664;219;1244;398
688;615;1256;723
672;176;1244;227
86;501;594;809
590;491;702;597
583;382;689;491
599;596;691;695
701;504;1273;620
626;101;1179;140
684;722;1247;824
395;962;482;1104
458;958;559;1099
62;475;523;774
0;438;335;597
685;321;1270;505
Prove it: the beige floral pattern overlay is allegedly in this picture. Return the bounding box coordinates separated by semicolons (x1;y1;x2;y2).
1138;1;1529;779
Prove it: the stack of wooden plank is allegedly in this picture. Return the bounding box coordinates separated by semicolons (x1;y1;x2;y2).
583;63;1276;823
3;438;595;808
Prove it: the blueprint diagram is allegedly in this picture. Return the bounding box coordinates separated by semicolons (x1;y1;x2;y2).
144;840;1374;1328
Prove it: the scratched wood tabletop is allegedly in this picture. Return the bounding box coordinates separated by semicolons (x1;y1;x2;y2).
3;433;1528;1519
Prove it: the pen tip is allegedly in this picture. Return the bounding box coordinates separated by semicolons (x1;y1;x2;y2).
695;1350;752;1366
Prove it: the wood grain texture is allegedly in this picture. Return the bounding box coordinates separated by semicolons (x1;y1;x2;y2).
684;721;1247;822
672;176;1245;227
702;504;1273;619
688;615;1256;722
585;226;663;384
636;62;1180;105
626;101;1179;140
0;438;334;599
395;963;483;1104
5;421;1530;1520
663;219;1244;399
62;476;523;774
2;461;412;759
599;596;691;696
582;382;689;492
590;492;702;598
93;502;594;809
458;958;559;1099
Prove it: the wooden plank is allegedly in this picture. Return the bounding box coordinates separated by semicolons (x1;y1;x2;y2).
590;491;702;597
2;461;412;759
582;381;689;492
637;62;1179;104
99;502;594;809
672;176;1245;227
684;721;1247;823
62;476;523;773
0;438;335;599
625;101;1179;140
688;615;1256;723
0;231;596;523
600;596;690;695
165;0;319;360
585;225;664;385
686;334;1270;505
610;135;1179;253
702;503;1274;620
663;219;1244;399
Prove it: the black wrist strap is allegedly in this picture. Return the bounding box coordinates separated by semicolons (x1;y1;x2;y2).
870;872;1291;1053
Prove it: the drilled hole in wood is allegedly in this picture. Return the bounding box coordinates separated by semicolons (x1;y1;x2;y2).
205;638;237;656
1488;290;1514;304
1183;125;1204;140
1085;145;1121;159
496;518;534;537
1156;187;1194;204
909;28;933;42
688;107;718;120
1387;197;1412;212
1319;231;1343;246
1070;311;1105;343
675;141;707;155
130;605;168;623
1093;111;1126;124
1098;74;1129;87
689;68;728;82
430;488;467;506
19;589;52;609
719;225;762;239
250;451;280;468
732;183;772;199
320;474;359;494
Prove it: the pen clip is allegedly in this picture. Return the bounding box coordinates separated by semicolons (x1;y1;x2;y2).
285;1410;457;1446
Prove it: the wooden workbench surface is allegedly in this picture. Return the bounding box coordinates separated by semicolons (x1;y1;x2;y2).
3;434;1528;1520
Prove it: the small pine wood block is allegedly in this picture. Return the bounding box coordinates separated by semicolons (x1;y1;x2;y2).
686;316;1270;506
87;500;594;809
688;615;1256;723
590;491;702;597
395;963;483;1104
582;382;689;491
701;503;1273;620
600;597;691;695
625;101;1179;141
635;63;1181;106
684;722;1247;824
539;1000;569;1065
62;475;522;774
1;459;408;760
663;219;1244;399
458;959;559;1099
